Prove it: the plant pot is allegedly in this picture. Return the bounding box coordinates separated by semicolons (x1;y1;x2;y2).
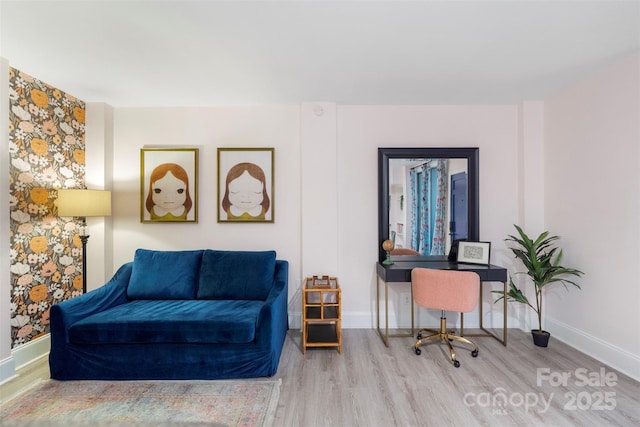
531;329;551;347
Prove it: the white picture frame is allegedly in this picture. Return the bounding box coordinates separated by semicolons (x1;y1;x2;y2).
457;241;491;265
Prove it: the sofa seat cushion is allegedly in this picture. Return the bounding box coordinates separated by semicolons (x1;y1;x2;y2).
68;300;263;345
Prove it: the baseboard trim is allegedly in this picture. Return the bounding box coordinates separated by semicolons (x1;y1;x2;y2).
0;355;17;385
547;317;640;382
12;334;50;370
0;334;50;385
289;311;512;330
342;312;376;329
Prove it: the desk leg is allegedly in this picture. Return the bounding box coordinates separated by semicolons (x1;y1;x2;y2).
479;283;483;328
384;280;390;346
376;278;415;346
502;280;508;345
462;281;508;346
376;277;389;347
376;276;379;336
410;283;414;337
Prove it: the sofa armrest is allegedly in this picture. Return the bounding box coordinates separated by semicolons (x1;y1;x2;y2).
50;262;133;345
256;260;289;348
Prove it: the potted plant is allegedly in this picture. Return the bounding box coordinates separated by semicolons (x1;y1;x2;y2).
494;225;583;347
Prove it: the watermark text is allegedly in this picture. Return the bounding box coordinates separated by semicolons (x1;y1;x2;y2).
463;368;617;414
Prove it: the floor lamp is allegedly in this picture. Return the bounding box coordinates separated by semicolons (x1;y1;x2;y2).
56;189;112;293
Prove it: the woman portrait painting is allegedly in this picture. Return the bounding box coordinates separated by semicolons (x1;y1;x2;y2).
218;148;274;222
141;149;198;223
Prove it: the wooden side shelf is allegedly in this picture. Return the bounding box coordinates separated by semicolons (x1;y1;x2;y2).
302;276;342;354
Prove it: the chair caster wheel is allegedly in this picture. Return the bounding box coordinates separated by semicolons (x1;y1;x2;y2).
453;360;460;368
471;349;479;358
417;333;422;339
415;347;421;355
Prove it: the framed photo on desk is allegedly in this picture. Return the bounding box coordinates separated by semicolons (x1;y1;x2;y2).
457;241;491;265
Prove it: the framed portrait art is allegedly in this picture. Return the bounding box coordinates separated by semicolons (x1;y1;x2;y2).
457;241;491;265
140;148;198;223
217;147;274;223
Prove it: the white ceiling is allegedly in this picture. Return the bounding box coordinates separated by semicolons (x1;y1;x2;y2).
1;0;639;107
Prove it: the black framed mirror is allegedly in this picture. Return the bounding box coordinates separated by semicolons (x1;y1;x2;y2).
378;147;479;262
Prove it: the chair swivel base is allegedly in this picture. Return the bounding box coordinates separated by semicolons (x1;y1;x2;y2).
414;316;479;368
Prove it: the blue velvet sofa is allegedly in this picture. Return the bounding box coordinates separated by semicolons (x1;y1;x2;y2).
49;249;288;380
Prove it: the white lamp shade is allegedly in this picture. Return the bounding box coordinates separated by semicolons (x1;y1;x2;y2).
56;189;112;217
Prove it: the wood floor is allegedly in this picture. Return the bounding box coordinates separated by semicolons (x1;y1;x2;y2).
272;329;640;426
2;329;639;426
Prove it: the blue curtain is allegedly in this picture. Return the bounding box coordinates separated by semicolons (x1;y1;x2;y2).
409;169;418;250
410;165;432;254
409;160;449;255
431;160;448;255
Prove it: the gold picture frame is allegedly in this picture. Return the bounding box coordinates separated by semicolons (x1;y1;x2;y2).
217;147;274;223
140;148;198;223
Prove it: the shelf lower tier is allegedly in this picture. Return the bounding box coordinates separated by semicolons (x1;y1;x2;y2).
306;323;339;344
303;322;342;354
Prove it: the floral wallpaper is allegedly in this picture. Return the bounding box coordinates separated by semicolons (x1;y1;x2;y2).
8;68;86;348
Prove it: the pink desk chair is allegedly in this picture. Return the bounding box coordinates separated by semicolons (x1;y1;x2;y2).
411;267;480;367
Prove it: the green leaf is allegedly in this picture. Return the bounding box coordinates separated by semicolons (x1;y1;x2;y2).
498;224;584;320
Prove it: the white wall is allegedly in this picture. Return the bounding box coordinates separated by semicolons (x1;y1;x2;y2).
544;53;640;380
105;104;521;332
337;105;520;328
513;101;546;331
110;107;303;304
85;103;114;291
0;58;14;382
300;102;339;277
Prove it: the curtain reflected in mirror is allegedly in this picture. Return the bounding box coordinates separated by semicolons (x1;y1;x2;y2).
389;158;467;256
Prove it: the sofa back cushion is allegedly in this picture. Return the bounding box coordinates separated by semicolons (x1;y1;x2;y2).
197;250;276;300
127;249;203;299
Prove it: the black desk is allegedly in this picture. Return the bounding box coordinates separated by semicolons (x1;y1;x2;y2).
376;259;508;347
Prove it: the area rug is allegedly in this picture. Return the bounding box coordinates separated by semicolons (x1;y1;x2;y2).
0;379;280;427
